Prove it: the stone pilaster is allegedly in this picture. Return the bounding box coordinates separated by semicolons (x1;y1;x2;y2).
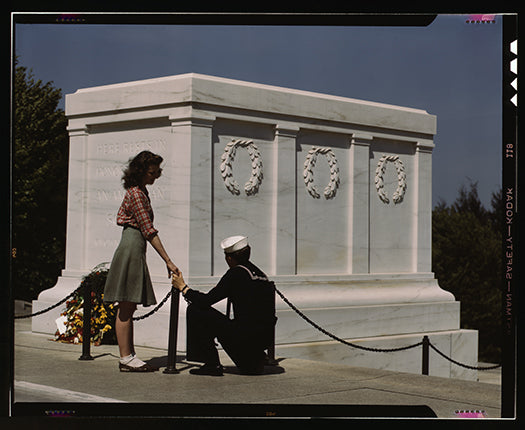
349;133;372;274
273;124;299;275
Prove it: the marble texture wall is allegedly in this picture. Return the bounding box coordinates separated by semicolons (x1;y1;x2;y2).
31;73;478;379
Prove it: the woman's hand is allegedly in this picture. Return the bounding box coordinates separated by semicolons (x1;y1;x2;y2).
166;260;180;278
171;271;186;292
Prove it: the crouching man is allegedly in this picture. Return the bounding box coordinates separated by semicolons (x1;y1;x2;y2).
171;236;277;376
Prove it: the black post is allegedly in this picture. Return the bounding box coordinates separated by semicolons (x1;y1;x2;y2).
226;298;231;320
163;287;180;374
79;280;94;361
422;335;429;375
266;283;278;366
266;333;278;366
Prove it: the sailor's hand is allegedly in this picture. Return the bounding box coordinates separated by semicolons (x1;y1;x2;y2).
171;271;186;291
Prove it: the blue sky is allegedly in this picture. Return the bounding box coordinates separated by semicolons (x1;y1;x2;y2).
14;14;503;208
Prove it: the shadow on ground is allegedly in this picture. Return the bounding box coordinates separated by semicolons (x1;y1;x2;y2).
145;355;286;375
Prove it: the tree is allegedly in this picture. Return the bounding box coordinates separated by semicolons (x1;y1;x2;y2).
432;181;502;363
12;59;69;301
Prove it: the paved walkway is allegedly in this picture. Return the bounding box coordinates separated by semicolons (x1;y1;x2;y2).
12;317;501;420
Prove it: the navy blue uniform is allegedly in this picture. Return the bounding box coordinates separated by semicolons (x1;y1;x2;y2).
184;262;276;373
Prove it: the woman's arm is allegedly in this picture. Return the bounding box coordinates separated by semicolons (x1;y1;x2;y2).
149;234;179;277
126;188;178;277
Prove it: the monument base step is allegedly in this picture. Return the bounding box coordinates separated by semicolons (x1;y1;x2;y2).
31;275;477;381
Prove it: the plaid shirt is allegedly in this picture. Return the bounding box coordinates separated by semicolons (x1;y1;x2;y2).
116;186;158;240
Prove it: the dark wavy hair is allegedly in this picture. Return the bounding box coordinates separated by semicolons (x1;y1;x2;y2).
122;151;163;189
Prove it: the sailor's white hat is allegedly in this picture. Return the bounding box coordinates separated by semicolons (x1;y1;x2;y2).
221;235;249;254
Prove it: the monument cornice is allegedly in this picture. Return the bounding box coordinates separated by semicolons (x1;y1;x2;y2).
65;73;436;135
169;111;216;128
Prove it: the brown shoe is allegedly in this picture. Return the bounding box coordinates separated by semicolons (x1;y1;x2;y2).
119;362;157;372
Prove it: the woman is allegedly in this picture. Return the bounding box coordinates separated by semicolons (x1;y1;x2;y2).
104;150;179;372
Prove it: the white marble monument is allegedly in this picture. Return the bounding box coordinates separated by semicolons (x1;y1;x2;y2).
32;73;478;380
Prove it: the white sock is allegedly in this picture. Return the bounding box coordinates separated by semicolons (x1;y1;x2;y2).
120;354;146;368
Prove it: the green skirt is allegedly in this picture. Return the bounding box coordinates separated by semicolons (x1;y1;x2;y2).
103;227;157;307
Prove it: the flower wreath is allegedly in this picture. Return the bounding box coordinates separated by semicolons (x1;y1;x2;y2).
220;139;263;196
303;147;340;199
55;264;117;346
374;154;407;204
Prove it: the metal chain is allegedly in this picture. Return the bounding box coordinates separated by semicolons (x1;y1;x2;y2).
429;342;502;371
14;287;172;321
132;289;172;321
273;285;423;353
274;285;502;370
14;287;82;319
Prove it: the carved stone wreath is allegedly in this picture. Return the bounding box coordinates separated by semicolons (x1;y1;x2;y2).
220;139;263;196
303;147;340;199
374;154;407;204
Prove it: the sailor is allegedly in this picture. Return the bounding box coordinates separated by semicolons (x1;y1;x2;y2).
171;236;277;376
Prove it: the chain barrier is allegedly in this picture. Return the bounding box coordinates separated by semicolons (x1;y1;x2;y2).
14;287;82;320
14;277;502;372
273;286;422;353
132;289;172;321
428;342;501;371
274;285;502;371
13;287;172;321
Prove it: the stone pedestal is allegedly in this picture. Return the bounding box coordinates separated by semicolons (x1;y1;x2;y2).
32;73;478;380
